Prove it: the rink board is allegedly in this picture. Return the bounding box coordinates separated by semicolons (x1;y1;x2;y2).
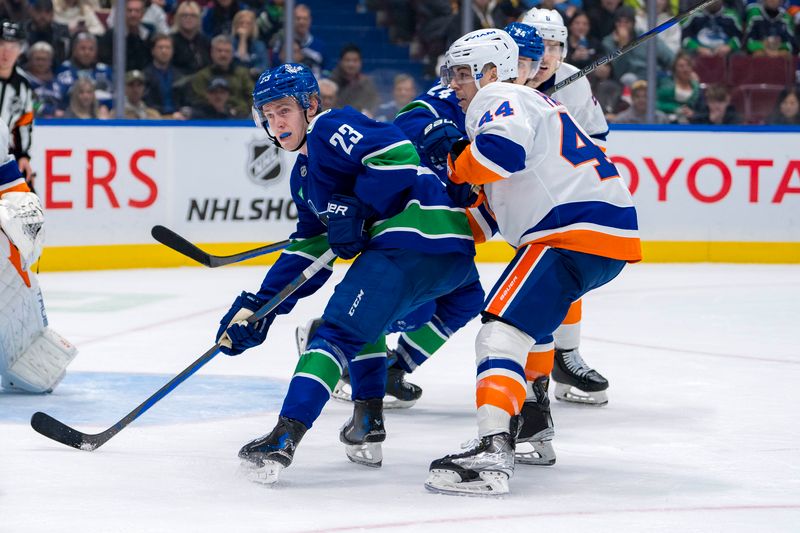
29;121;800;270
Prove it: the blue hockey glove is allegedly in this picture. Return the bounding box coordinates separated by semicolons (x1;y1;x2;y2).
326;194;375;260
421;118;464;170
216;291;275;356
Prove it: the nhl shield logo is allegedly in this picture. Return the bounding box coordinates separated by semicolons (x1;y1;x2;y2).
247;139;281;186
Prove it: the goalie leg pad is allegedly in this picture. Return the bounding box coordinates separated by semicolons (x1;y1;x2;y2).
1;327;77;393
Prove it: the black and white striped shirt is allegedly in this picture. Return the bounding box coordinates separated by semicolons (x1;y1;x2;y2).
0;66;34;161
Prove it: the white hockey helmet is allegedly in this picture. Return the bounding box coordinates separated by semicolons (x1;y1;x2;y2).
522;8;568;60
441;28;519;89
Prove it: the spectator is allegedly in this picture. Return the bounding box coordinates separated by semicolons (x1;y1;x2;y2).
766;86;800;124
329;43;379;116
279;37;318;76
202;0;241;38
566;10;603;69
190;34;252;117
143;0;169;35
744;0;796;57
143;33;186;117
231;9;267;79
414;0;452;65
25;0;72;67
691;83;740;124
256;0;283;49
374;73;416;122
99;0;153;71
611;80;669;123
681;0;743;57
318;77;337;110
492;0;528;26
271;4;326;76
190;76;237;119
55;32;112;108
53;0;105;36
588;0;622;41
0;20;34;185
24;41;63;117
657;52;701;123
171;0;210;73
602;5;674;81
633;0;681;54
63;76;109;118
123;69;160;119
445;0;495;48
0;0;30;23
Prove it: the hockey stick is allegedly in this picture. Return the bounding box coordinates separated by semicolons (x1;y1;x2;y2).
30;249;337;451
152;225;290;267
548;0;717;95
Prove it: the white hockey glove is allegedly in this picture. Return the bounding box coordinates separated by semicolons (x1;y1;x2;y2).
0;191;45;270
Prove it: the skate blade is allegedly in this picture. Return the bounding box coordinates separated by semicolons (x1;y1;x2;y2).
240;459;284;485
344;442;382;468
554;383;608;406
383;397;417;409
331;380;353;404
515;440;556;466
424;469;509;496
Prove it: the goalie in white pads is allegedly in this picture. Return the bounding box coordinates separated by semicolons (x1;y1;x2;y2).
425;28;640;496
0;121;76;393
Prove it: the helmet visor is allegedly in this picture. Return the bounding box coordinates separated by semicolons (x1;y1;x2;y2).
440;64;480;87
517;58;542;82
543;42;563;59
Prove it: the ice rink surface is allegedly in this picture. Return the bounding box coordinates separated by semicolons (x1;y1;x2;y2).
2;262;799;532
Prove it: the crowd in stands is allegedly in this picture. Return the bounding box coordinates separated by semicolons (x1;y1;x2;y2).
4;0;799;124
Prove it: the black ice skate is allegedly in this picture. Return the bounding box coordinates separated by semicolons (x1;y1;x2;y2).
238;416;307;484
425;432;515;496
295;318;422;408
339;398;386;467
513;376;556;466
552;348;609;406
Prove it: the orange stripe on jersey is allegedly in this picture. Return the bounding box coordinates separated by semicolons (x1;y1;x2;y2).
8;244;31;287
476;375;526;416
465;209;487;244
452;144;506;185
563;299;582;325
525;347;555;380
523;229;642;262
15;111;34;127
0;181;31;195
486;245;546;316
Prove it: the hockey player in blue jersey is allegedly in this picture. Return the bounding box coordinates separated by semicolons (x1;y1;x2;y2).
217;63;482;484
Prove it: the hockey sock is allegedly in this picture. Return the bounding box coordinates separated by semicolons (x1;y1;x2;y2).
475;321;531;437
280;338;345;428
393;315;450;373
553;299;581;351
348;336;388;400
524;337;555;398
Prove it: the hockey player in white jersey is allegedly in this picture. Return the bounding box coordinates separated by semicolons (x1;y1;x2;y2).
517;7;613;406
0;121;76;393
425;28;641;496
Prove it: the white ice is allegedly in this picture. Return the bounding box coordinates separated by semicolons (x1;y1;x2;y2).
2;263;799;532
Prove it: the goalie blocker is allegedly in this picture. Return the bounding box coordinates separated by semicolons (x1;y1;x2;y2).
0;234;76;393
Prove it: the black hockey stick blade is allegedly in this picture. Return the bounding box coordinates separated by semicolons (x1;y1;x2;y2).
30;412;109;451
151;225;290;267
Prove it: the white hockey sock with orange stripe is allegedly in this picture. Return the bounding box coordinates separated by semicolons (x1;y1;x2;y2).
553;299;582;351
475;320;533;437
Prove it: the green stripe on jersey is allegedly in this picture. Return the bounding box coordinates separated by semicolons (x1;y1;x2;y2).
362;141;420;169
285;234;332;261
370;201;472;240
396;100;436;118
404;322;448;357
353;335;387;361
294;350;342;393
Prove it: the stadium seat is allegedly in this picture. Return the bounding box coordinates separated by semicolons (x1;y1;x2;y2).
693;55;727;85
728;55;793;86
731;84;784;124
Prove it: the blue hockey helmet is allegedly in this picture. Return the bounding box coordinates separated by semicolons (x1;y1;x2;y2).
252;63;320;125
504;22;543;82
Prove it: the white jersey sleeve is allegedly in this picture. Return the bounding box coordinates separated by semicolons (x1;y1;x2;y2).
551;62;609;148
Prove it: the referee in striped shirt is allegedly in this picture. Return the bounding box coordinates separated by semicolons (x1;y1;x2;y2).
0;20;34;188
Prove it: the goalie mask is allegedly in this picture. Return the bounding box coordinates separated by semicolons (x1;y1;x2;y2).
441;28;519;90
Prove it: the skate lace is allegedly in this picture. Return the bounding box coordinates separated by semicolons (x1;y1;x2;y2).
563;349;591;377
